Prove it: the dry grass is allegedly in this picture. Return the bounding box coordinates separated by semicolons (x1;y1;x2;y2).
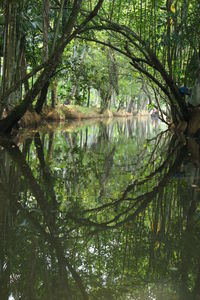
19;106;65;129
113;110;132;117
20;110;41;127
62;105;131;120
19;105;133;129
62;105;100;119
103;110;113;118
42;107;65;121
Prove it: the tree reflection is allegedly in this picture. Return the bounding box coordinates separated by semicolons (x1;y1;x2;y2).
0;119;200;299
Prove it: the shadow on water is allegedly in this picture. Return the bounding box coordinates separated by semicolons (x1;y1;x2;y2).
0;117;200;300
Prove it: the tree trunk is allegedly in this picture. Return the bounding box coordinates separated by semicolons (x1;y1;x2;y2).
35;0;50;113
35;81;50;114
0;0;104;134
87;86;90;107
1;0;18;109
51;81;58;108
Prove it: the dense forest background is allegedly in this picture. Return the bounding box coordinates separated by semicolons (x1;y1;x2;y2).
0;0;200;134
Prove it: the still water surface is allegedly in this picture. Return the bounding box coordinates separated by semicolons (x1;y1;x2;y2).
0;117;200;300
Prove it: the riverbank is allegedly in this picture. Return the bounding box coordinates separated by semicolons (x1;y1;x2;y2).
62;105;133;119
19;105;133;128
15;114;154;144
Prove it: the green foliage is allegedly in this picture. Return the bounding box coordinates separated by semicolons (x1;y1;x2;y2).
0;0;200;124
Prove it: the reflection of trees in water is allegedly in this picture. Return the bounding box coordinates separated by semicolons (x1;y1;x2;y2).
0;139;88;300
0;122;200;299
63;118;158;151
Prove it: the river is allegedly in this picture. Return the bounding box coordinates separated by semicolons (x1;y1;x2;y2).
0;117;199;300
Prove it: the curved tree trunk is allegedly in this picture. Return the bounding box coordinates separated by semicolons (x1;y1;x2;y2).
0;0;104;135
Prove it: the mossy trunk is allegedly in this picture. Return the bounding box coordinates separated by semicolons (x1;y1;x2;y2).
1;0;19;109
35;81;50;114
0;58;59;134
51;81;58;109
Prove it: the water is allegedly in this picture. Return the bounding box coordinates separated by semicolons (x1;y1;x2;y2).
0;117;200;300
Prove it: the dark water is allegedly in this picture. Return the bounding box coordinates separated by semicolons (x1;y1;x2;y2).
0;117;200;300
